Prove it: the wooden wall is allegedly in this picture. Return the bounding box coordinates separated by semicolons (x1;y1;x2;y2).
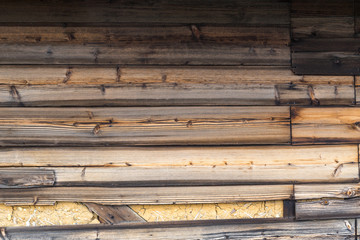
0;0;360;239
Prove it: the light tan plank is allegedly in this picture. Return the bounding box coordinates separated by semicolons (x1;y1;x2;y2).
295;183;360;200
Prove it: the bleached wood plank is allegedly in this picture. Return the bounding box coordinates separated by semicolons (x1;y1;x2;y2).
295;183;360;200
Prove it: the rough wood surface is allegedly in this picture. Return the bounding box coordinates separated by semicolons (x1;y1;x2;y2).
0;169;55;188
2;219;355;240
0;106;290;146
295;183;360;200
0;145;356;185
291;107;360;144
296;198;360;220
0;0;289;25
0;185;293;205
84;203;145;224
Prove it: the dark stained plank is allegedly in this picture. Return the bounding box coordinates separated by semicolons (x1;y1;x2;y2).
0;106;290;146
0;168;55;188
2;219;356;240
0;43;290;66
356;0;360;34
0;145;357;185
0;0;289;25
0;185;293;205
296;198;360;220
295;183;360;200
292;107;360;144
84;203;145;224
0;66;353;106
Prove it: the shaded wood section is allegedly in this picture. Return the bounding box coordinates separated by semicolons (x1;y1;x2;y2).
295;183;360;200
84;203;145;224
0;185;293;205
0;168;55;188
0;145;357;185
291;107;360;145
2;219;355;239
0;106;290;146
0;43;290;66
296;198;360;220
291;0;355;39
0;25;290;46
0;0;289;25
0;66;353;106
356;0;360;34
292;38;360;75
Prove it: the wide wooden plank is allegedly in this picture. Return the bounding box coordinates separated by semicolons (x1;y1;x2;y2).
0;168;55;188
84;203;145;224
0;145;357;184
0;107;290;146
296;198;360;220
0;0;289;25
292;107;360;144
0;43;290;66
295;183;360;200
2;219;355;240
0;25;290;46
0;185;293;205
0;66;353;106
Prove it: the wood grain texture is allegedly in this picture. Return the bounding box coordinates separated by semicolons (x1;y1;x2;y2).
0;0;289;25
84;203;145;224
0;107;290;146
292;107;360;144
0;66;353;106
0;169;55;188
0;185;293;205
2;219;355;240
295;183;360;200
1;145;357;186
0;43;290;66
296;198;360;220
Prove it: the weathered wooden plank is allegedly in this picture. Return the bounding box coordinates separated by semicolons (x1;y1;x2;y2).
0;185;293;205
3;145;356;186
84;203;145;224
295;183;360;200
296;198;360;220
0;25;290;46
0;43;290;65
0;0;289;25
0;107;290;146
0;66;353;106
355;0;360;34
292;107;360;144
292;38;360;52
2;219;355;240
0;168;55;188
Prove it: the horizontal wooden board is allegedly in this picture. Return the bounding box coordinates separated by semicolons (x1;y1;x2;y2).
0;43;290;65
291;0;354;17
0;25;290;46
0;0;289;25
0;145;357;186
296;198;360;220
0;185;293;205
295;183;360;200
292;107;360;144
0;107;290;146
0;168;55;188
0;66;353;106
3;219;355;240
292;38;360;52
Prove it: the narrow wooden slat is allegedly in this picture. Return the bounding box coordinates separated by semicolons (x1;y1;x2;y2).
0;25;290;46
0;43;290;66
84;203;145;224
295;183;360;200
356;0;360;34
0;0;289;25
0;66;353;106
0;169;55;188
0;185;293;205
0;145;357;185
292;107;360;145
2;219;355;240
0;106;290;146
296;198;360;220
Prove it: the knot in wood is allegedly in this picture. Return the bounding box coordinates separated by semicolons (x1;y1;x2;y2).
333;57;341;65
344;188;356;197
